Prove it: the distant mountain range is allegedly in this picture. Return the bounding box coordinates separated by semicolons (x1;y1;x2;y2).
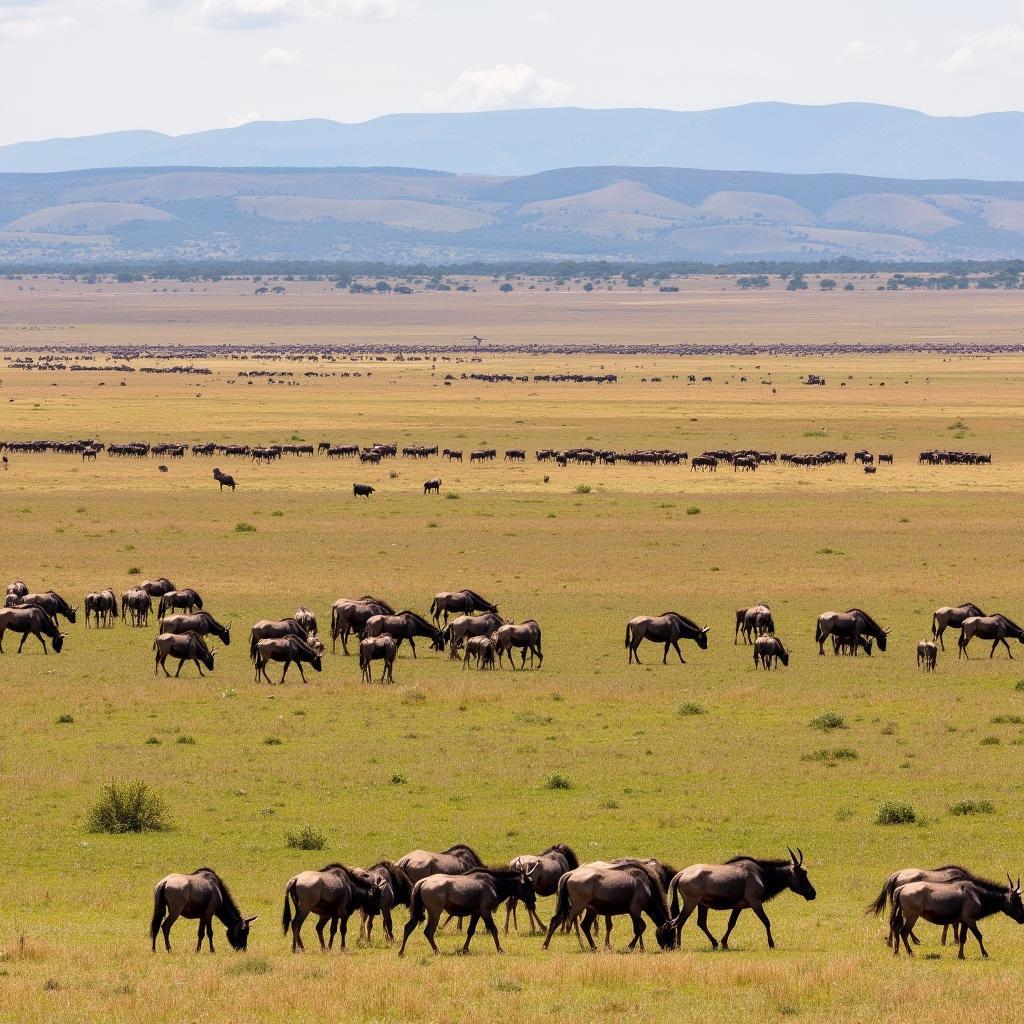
7;103;1024;180
5;163;1024;263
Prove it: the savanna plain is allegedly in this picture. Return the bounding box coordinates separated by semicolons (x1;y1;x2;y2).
3;282;1024;1024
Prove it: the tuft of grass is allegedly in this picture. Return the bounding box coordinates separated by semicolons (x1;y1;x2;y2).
55;714;74;725
87;781;170;834
686;505;701;515
980;736;1001;746
875;801;917;825
545;773;572;791
233;521;257;533
126;566;141;575
446;492;459;500
574;484;592;494
175;734;195;745
948;799;996;816
270;510;284;517
801;747;859;763
816;547;844;556
226;958;272;976
810;711;847;732
284;824;326;850
144;736;161;745
678;701;706;716
389;773;408;785
991;714;1024;725
263;736;283;746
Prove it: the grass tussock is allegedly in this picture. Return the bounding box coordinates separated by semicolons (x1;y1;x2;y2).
875;801;917;825
87;781;170;834
285;824;326;850
809;712;847;732
948;799;996;816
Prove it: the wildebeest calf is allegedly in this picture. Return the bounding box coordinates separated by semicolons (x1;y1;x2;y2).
353;483;375;498
917;639;938;672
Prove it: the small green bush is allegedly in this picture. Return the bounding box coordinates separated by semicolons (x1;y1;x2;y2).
980;736;1001;746
175;735;196;745
446;492;459;500
678;701;706;716
810;712;847;732
875;801;917;825
575;484;592;494
948;799;995;816
546;773;572;791
56;714;74;725
234;521;257;533
226;958;272;976
285;825;326;851
390;773;408;785
991;714;1024;725
686;506;701;516
127;566;141;575
87;781;170;834
263;736;283;746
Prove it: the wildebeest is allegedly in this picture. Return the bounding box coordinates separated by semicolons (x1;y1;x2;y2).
121;588;153;627
5;580;28;600
361;610;445;657
542;861;675;952
293;606;317;634
0;605;66;653
504;844;579;933
867;865;976;948
360;862;414;943
150;868;257;953
153;631;216;677
815;608;889;655
890;875;1024;959
249;617;310;659
423;478;442;494
14;590;77;624
353;483;375;498
84;588;118;627
442;611;506;659
399;867;536;956
833;634;874;656
958;614;1024;659
282;864;384;952
493;619;543;669
159;610;231;646
157;588;203;618
359;635;397;683
430;589;498;625
397;844;484;884
931;603;984;650
213;467;236;491
253;635;323;684
461;634;497;670
753;634;789;669
330;595;395;654
625;612;710;664
739;604;774;643
140;577;175;598
668;849;816;950
917;639;938;671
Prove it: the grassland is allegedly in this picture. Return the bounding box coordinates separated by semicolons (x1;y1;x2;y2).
2;288;1024;1022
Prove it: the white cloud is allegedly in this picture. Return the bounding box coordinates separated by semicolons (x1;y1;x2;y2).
258;44;300;64
228;110;262;126
0;11;73;40
838;39;865;58
936;22;1024;72
419;63;572;113
187;0;402;29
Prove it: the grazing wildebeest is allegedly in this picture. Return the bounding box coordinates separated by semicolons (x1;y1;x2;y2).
668;849;816;950
462;634;497;670
423;478;442;494
253;635;323;684
443;611;505;659
753;634;789;669
430;589;499;625
249;617;310;659
330;595;395;654
958;614;1024;659
359;635;397;683
150;868;256;953
504;844;579;933
917;639;938;671
833;634;874;656
361;610;445;657
153;631;216;677
353;483;375;498
293;607;317;634
741;604;774;643
0;606;65;653
282;864;384;952
122;588;153;627
157;588;203;618
399;867;536;956
15;591;77;624
397;844;484;884
493;619;543;669
213;467;236;491
625;612;710;664
85;588;118;627
542;861;675;952
360;862;414;943
867;865;975;948
159;610;231;646
890;875;1024;959
575;859;678;950
932;603;984;650
734;607;749;644
5;580;28;601
815;608;889;655
140;577;175;598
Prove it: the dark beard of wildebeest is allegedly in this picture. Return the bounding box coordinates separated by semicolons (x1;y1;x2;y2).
330;596;395;654
890;874;1024;959
153;631;215;677
157;589;203;619
815;608;889;655
867;865;979;949
399;867;537;956
121;588;153;627
359;862;414;943
0;606;66;653
359;636;397;683
753;634;789;669
442;612;506;660
361;610;445;657
159;611;231;646
667;848;816;950
958;614;1024;659
150;868;257;953
493;619;543;669
249;617;310;660
931;603;984;650
252;635;322;684
11;591;77;624
282;864;384;952
542;861;676;952
140;577;175;598
429;589;498;626
577;859;678;949
625;612;710;664
503;844;580;934
84;589;118;628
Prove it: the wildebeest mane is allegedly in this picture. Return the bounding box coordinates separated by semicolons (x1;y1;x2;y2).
660;611;704;632
542;843;579;868
361;595;395;614
443;843;483;863
611;861;669;902
460;589;492;606
994;613;1024;634
399;610;440;633
846;608;885;635
193;867;241;919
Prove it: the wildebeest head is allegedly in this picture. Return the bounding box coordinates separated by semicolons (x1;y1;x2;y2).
1004;875;1024;923
310;653;323;673
876;630;890;653
695;626;710;650
787;848;816;901
512;864;538;911
655;920;677;950
226;916;258;950
777;645;790;667
52;633;66;654
66;606;78;624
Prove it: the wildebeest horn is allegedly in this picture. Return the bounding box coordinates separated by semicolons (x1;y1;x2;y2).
788;847;797;864
526;862;538;877
244;916;258;924
797;847;804;865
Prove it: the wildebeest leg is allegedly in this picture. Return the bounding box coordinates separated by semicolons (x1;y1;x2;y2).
382;907;395;943
339;911;351;950
317;913;331;951
195;659;205;677
17;631;28;653
672;639;685;664
749;902;774;949
174;658;186;678
297;662;308;684
936;625;945;651
1001;637;1012;658
503;898;517;933
695;906;719;949
259;660;273;685
422;910;442;954
627;914;646;951
482;911;502;953
968;922;987;958
662;641;670;665
37;633;48;654
205;920;215;952
721;908;742;948
161;910;179;951
460;913;480;953
196;920;206;953
520;647;528;670
673;901;696;946
409;636;416;659
959;636;968;659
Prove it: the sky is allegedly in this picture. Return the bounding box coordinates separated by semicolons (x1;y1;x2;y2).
2;0;1024;145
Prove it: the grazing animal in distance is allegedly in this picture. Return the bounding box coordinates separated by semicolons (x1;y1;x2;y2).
423;478;442;494
14;591;77;624
360;862;414;943
0;605;66;654
157;589;203;619
140;577;175;598
293;607;317;634
353;483;375;498
122;588;153;627
159;611;231;646
429;589;498;625
461;634;497;670
932;603;984;650
815;608;889;655
213;468;236;491
150;868;257;953
442;612;505;659
252;635;322;684
917;639;938;671
493;619;543;669
359;635;397;683
504;844;579;933
397;844;484;884
361;610;445;657
158;465;168;473
625;612;709;664
754;634;789;669
958;614;1024;659
741;604;773;643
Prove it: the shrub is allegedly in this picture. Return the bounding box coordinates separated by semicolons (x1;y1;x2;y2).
810;712;847;731
948;799;995;816
686;506;701;516
175;735;196;745
980;736;1001;746
55;714;74;725
446;492;459;500
226;958;272;976
546;773;572;790
390;773;408;785
678;701;706;716
234;521;257;533
127;566;141;575
285;825;326;851
87;781;170;834
801;748;859;763
263;736;283;746
575;484;592;495
991;714;1024;725
144;736;161;745
875;801;917;825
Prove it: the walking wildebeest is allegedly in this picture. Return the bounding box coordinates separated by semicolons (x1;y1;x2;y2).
890;875;1024;959
423;478;442;494
753;634;789;669
958;614;1024;659
159;610;231;645
361;610;445;657
330;595;395;654
867;865;976;948
399;867;537;956
252;635;323;684
84;588;118;627
504;844;579;933
353;483;375;498
917;639;938;671
14;590;77;624
442;611;505;659
542;861;675;952
122;588;153;627
931;603;984;650
397;844;484;884
249;617;311;659
430;589;499;625
153;631;216;677
0;606;66;653
150;868;257;953
360;862;414;943
493;619;543;669
359;635;397;683
668;849;816;950
575;859;678;950
461;634;497;670
815;608;889;655
625;612;710;664
213;468;236;491
140;577;175;598
740;604;774;643
157;588;203;618
282;864;384;952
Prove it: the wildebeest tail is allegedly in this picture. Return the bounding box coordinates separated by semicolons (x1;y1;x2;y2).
429;597;438;619
866;873;898;916
150;881;167;943
282;878;297;934
668;874;681;917
814;620;823;644
931;612;938;639
624;623;632;648
407;881;426;927
249;630;259;663
548;873;571;932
